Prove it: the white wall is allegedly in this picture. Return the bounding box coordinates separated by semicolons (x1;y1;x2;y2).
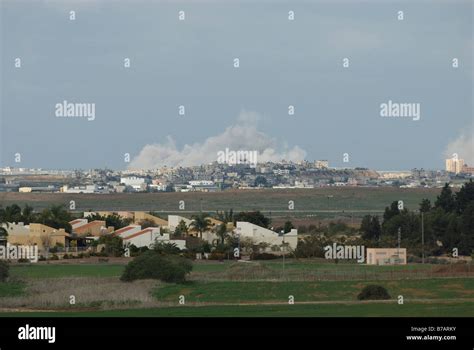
235;222;298;250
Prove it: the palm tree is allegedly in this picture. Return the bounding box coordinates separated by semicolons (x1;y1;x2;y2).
216;223;229;244
21;205;36;224
190;213;211;239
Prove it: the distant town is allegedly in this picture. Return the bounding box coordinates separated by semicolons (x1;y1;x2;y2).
0;157;472;194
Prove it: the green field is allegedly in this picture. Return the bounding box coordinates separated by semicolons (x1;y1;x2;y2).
10;264;125;278
0;282;25;297
2;260;473;317
153;279;474;303
0;302;473;317
0;187;439;215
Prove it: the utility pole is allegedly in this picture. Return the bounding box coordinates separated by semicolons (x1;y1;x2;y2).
421;211;425;264
397;227;401;262
281;231;286;276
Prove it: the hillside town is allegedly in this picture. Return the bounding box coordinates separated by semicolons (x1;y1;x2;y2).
0;157;472;194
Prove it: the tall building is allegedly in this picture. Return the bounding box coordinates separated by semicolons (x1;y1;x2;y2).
445;158;465;174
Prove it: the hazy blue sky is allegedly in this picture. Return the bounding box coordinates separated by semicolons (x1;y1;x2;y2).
1;0;472;170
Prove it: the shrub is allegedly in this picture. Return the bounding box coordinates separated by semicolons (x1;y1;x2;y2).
250;252;279;260
208;252;225;261
98;234;124;257
0;261;9;282
49;254;59;261
17;258;30;263
357;285;391;300
121;251;192;283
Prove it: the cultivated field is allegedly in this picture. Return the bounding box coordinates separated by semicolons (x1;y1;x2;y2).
0;187;440;224
1;259;473;317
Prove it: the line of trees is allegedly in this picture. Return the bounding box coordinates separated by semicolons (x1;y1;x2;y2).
0;204;73;234
360;180;474;256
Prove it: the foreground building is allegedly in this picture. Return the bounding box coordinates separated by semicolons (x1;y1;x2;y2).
366;248;407;265
2;222;70;252
235;222;298;250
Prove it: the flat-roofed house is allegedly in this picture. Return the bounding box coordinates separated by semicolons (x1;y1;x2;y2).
366;248;407;265
2;222;70;251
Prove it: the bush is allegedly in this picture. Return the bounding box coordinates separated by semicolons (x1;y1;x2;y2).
250;252;279;260
0;261;9;282
49;254;59;261
17;258;30;263
98;234;124;257
121;251;192;283
208;252;225;261
357;285;391;300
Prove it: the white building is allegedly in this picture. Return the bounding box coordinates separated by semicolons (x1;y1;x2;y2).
122;227;185;250
120;176;147;191
235;222;298;250
113;225;142;239
61;185;99;194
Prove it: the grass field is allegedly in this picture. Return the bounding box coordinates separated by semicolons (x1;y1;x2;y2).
0;282;25;297
10;264;125;278
0;187;439;215
2;260;473;317
0;302;473;317
153;279;474;303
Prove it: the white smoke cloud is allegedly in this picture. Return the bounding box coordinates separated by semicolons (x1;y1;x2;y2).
129;111;306;169
444;124;474;166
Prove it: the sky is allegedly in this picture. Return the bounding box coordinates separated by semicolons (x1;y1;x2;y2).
0;0;472;170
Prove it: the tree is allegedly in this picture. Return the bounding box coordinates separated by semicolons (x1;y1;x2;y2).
216;209;234;224
216;223;228;244
39;205;73;233
20;205;36;224
174;219;189;237
138;219;155;229
98;234;124;257
383;201;400;222
234;211;270;228
152;242;181;255
360;215;381;241
121;251;192;283
87;213;132;230
190;213;212;239
419;199;431;213
283;221;294;233
455;179;474;214
254;176;268;187
435;183;456;212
